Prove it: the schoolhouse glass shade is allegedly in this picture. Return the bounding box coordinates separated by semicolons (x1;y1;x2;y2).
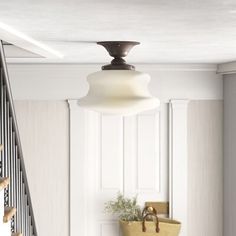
77;70;160;116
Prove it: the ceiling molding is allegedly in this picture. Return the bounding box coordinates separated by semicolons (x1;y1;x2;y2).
6;62;218;72
217;62;236;75
137;64;217;72
0;22;63;59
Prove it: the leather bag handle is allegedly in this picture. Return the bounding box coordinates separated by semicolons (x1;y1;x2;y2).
142;206;157;218
142;213;160;233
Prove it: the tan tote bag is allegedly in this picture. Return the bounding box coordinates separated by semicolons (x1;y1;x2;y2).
120;209;181;236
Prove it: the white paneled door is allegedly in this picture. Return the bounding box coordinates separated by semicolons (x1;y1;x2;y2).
69;100;168;236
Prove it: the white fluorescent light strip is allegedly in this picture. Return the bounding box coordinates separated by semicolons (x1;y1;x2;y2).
0;22;63;58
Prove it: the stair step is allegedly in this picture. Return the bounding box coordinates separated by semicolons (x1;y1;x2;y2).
12;233;23;236
0;177;10;192
3;207;16;223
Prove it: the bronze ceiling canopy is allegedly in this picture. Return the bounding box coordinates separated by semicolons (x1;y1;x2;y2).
97;41;140;70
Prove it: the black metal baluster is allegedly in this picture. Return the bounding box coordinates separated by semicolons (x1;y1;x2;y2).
0;69;3;178
6;101;10;206
10;121;15;235
12;131;17;231
25;195;29;236
8;106;14;235
24;193;27;236
25;188;28;236
10;124;16;234
15;147;19;232
29;206;31;236
23;183;25;236
2;83;5;180
29;215;32;236
9;116;13;208
3;85;8;206
20;170;23;234
6;101;10;178
11;127;15;206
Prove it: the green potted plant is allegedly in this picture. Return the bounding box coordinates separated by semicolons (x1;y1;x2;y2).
105;193;181;236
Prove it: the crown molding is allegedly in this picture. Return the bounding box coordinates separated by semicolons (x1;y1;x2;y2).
6;62;217;72
217;61;236;75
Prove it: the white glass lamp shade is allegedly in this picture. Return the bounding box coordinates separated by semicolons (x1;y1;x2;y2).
78;70;160;115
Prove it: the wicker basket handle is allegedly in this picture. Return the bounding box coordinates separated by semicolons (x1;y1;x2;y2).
142;213;160;233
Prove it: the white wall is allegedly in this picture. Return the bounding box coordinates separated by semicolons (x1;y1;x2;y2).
8;63;223;236
223;75;236;236
7;64;222;101
14;101;69;236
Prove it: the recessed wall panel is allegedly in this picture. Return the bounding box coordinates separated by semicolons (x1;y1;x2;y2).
137;112;160;192
100;115;124;190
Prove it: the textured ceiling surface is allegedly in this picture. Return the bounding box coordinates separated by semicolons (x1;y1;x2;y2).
0;0;236;63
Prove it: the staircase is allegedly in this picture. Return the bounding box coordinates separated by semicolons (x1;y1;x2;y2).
0;41;37;236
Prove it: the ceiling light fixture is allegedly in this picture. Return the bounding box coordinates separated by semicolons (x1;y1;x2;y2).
78;41;160;115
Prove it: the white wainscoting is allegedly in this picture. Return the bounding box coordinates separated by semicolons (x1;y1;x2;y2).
69;100;172;236
15;101;69;236
188;100;223;236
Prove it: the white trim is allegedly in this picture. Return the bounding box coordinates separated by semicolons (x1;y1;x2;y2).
169;99;189;236
217;61;236;75
137;63;217;72
0;22;63;59
6;61;217;71
68;100;87;236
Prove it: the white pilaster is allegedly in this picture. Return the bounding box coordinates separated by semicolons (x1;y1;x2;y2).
68;100;87;236
169;99;189;236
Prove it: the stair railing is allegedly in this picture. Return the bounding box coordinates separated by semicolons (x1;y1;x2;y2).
0;40;38;236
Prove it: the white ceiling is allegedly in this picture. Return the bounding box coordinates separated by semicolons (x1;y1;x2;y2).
1;0;236;63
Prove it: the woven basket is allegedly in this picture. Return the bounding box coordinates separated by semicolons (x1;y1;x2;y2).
120;218;181;236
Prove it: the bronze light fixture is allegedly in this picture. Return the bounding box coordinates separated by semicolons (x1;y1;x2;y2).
78;41;160;115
